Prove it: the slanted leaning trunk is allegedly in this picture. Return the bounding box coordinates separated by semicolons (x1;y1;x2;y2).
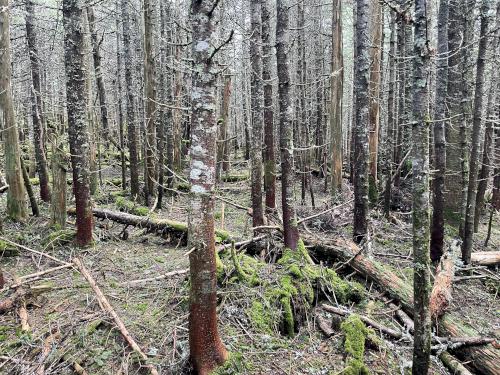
62;0;93;246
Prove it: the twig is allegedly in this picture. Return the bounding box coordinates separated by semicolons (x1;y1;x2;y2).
297;199;353;225
72;258;159;375
0;237;70;266
121;268;189;286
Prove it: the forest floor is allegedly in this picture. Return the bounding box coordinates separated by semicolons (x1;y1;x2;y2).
0;157;498;375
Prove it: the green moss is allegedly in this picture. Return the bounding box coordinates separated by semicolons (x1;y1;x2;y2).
29;177;40;186
228;245;261;286
42;229;76;248
0;240;19;256
109;178;122;187
221;173;249;182
368;175;378;204
176;182;190;192
212;352;253;374
247;300;274;334
216;251;225;282
115;196;149;216
341;315;371;375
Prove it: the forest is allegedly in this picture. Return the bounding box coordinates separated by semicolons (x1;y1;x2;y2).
0;0;499;373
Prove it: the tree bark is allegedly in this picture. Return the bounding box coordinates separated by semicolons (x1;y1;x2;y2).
63;0;93;246
430;241;459;319
143;0;156;201
277;0;300;251
411;1;432;372
470;251;500;266
250;0;264;228
50;139;67;228
462;0;493;264
330;0;343;196
115;1;127;190
430;0;449;262
262;0;276;211
121;0;139;198
188;0;228;372
25;0;51;202
475;3;500;232
0;0;28;221
353;0;370;245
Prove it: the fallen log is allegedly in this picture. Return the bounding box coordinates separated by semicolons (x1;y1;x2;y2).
471;251;500;266
306;235;500;375
68;207;231;243
430;240;460;319
73;258;158;375
438;351;474;375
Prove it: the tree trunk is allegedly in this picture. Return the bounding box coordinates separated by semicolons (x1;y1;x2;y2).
262;0;276;211
115;2;127;190
330;0;343;196
384;12;396;217
50;139;67;228
216;75;232;180
368;0;382;201
25;0;51;202
62;0;93;246
430;241;459;319
121;0;139;198
0;0;28;222
20;157;39;217
143;0;156;201
462;0;493;264
430;0;449;262
250;0;264;228
277;0;299;251
411;1;432;372
474;3;500;232
188;0;228;373
353;0;370;245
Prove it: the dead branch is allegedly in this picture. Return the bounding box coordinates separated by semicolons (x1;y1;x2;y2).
430;241;459;319
72;258;158;375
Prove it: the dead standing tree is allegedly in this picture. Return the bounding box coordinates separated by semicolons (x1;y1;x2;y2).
187;0;229;373
62;0;93;246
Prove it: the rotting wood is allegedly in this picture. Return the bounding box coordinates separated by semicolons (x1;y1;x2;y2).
73;258;158;375
430;240;459;319
470;251;500;266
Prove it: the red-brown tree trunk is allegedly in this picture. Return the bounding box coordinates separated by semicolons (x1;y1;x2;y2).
62;0;93;246
188;0;228;373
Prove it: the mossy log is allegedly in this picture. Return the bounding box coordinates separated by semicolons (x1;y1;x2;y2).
221;173;249;182
306;235;500;375
67;207;232;243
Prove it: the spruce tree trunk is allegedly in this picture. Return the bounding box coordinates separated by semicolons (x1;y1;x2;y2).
188;0;228;373
86;7;110;144
330;0;343;195
262;0;276;211
0;0;28;221
216;75;231;180
411;1;432;372
250;0;264;228
25;0;51;202
115;1;126;190
62;0;93;246
50;139;67;228
462;0;493;264
430;0;449;262
143;0;156;201
474;3;500;232
121;0;139;198
368;0;382;201
384;12;396;217
277;0;299;251
20;157;39;217
353;0;370;245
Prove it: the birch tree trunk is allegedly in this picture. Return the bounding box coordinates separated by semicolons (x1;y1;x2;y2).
411;0;432;371
462;0;494;264
250;0;264;228
430;0;449;262
62;0;93;246
330;0;343;196
353;0;370;245
188;0;228;372
0;0;27;221
121;0;139;198
25;0;51;202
